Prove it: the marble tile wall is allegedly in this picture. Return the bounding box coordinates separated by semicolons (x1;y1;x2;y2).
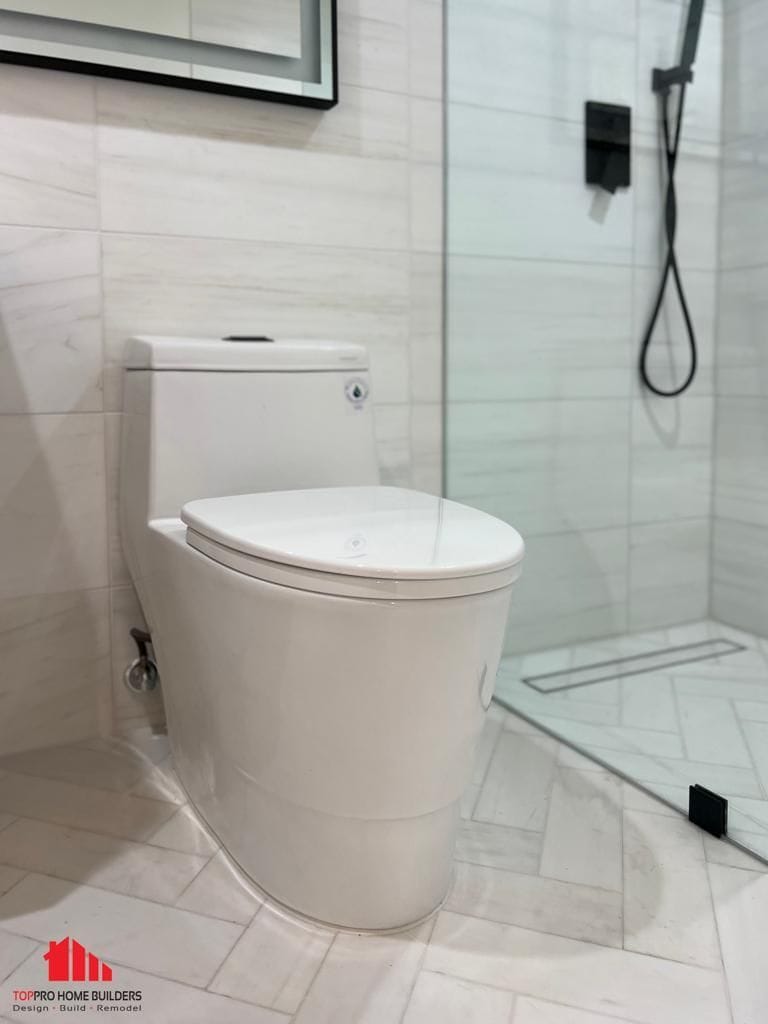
445;0;723;653
712;0;768;638
0;0;445;753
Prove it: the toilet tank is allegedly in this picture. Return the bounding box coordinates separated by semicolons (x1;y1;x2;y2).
121;337;380;532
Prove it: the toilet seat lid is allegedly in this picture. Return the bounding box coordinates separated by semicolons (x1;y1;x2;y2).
181;487;524;583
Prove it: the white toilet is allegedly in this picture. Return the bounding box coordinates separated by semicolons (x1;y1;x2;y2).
120;336;524;930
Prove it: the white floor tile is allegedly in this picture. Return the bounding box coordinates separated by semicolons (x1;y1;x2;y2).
446;861;622;948
130;755;186;804
514;997;638;1024
3;955;288;1023
622;782;685;818
623;810;720;969
741;720;768;794
708;863;768;1024
0;865;25;898
474;733;558;831
145;805;219;857
0;930;37;984
425;911;731;1024
294;922;430;1024
210;905;333;1013
539;769;622;892
0;814;14;832
703;835;768;873
471;713;503;786
454;819;541;875
403;970;515;1024
0;743;146;794
677;695;753;768
0;873;242;987
620;675;679;733
175;851;262;924
0;818;208;904
0;773;176;841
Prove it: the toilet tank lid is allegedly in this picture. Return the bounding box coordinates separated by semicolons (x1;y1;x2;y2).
125;336;368;371
181;487;525;581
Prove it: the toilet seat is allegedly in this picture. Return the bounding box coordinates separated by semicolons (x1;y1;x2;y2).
181;486;525;600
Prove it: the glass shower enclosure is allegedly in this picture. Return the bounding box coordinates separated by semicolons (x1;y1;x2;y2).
445;0;768;860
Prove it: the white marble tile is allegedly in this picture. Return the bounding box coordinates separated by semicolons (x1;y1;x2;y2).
741;720;768;794
0;818;208;904
448;399;629;536
622;781;686;817
409;162;443;254
633;266;716;398
175;852;262;925
3;955;287;1024
677;694;753;768
635;0;722;145
101;234;410;411
716;267;768;398
708;863;768;1024
146;805;219;858
0;741;146;794
714;397;768;528
703;835;768;873
0;814;15;833
0;930;37;986
0;589;110;757
448;106;633;264
628;519;710;630
446;861;622;948
735;700;768;723
294;922;430;1024
514;998;637;1024
0;414;108;599
448;257;633;401
474;733;558;831
408;0;442;101
98;75;410;161
0;228;102;414
409;252;442;404
633;134;720;272
501;691;619;728
374;403;411;488
425;911;731;1024
0;873;242;987
623;809;719;968
403;970;515;1024
0;865;25;898
455;819;542;875
210;905;333;1013
0;65;97;229
620;674;679;733
409;99;442;166
337;0;408;93
0;772;176;842
539;769;623;892
104;413;130;587
630;395;714;524
501;528;628;654
712;519;768;638
534;716;685;759
721;0;768;145
720;138;768;270
410;403;442;496
448;0;636;123
98;123;409;251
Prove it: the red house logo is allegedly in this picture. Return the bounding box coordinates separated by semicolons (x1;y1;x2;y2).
44;938;113;982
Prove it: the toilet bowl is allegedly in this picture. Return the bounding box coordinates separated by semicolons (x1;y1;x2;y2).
120;336;524;930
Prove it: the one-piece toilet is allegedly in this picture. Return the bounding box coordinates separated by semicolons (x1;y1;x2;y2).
120;336;524;930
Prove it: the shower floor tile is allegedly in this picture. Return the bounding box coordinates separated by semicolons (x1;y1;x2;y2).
0;701;763;1022
496;618;768;862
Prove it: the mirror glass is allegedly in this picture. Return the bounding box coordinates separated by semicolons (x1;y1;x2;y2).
0;0;336;107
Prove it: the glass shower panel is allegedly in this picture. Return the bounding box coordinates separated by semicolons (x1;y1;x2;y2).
445;0;768;862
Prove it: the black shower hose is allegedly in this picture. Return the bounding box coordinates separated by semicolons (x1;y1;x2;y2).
639;82;698;397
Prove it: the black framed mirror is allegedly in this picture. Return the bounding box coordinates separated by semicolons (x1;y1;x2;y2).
0;0;337;108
